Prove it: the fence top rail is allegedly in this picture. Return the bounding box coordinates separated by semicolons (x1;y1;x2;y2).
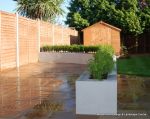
0;10;78;32
0;10;16;16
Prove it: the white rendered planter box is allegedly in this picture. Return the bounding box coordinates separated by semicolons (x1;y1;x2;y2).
76;64;117;115
39;52;93;64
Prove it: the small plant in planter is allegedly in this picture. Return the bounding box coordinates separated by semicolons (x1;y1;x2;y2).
88;45;114;80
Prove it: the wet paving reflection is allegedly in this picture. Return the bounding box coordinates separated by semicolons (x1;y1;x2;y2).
0;63;86;119
26;100;63;119
0;63;150;119
118;75;150;112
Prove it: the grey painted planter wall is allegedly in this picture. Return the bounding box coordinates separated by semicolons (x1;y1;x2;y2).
39;52;93;64
76;64;117;115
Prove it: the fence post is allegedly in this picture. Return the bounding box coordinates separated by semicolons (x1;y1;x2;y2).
38;19;40;53
74;29;76;36
74;30;77;44
52;24;55;45
62;26;64;45
16;12;19;68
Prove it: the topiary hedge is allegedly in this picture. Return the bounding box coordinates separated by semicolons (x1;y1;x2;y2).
40;45;100;53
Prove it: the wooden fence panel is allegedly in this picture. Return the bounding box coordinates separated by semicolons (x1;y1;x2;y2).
123;33;150;54
69;29;79;44
19;17;29;66
63;28;69;45
146;33;150;52
28;19;38;63
54;25;62;45
111;29;121;54
0;11;79;71
0;12;16;70
40;21;53;47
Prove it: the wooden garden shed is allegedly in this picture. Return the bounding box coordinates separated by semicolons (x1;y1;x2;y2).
82;21;121;55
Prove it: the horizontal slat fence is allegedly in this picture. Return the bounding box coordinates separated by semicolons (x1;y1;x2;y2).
0;12;16;70
0;11;79;71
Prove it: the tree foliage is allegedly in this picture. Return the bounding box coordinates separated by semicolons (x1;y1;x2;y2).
14;0;64;22
66;0;150;36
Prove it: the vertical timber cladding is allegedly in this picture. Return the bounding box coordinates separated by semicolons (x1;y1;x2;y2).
83;21;121;54
0;11;17;70
40;21;53;47
111;29;121;55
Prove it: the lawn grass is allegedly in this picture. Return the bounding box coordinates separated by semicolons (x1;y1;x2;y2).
117;55;150;77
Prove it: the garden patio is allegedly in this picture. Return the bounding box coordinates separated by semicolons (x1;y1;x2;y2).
0;53;150;119
0;8;149;119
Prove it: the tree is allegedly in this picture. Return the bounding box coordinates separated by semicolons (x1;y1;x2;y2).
66;0;150;36
66;0;142;34
66;0;150;53
66;0;112;30
14;0;64;22
113;0;143;36
65;0;90;30
139;0;150;32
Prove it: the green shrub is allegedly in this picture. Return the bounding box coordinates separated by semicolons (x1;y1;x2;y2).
40;45;100;53
78;45;84;52
99;45;114;57
41;45;52;52
88;45;114;80
70;45;80;52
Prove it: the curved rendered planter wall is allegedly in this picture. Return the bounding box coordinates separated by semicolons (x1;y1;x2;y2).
39;52;93;64
76;64;117;115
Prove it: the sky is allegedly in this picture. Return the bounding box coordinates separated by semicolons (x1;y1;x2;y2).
57;0;70;25
0;0;17;13
0;0;70;25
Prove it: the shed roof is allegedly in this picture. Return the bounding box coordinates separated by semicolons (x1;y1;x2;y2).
82;21;121;32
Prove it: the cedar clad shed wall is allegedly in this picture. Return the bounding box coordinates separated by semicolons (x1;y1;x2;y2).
84;24;111;45
83;22;121;54
0;11;79;71
111;29;121;54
